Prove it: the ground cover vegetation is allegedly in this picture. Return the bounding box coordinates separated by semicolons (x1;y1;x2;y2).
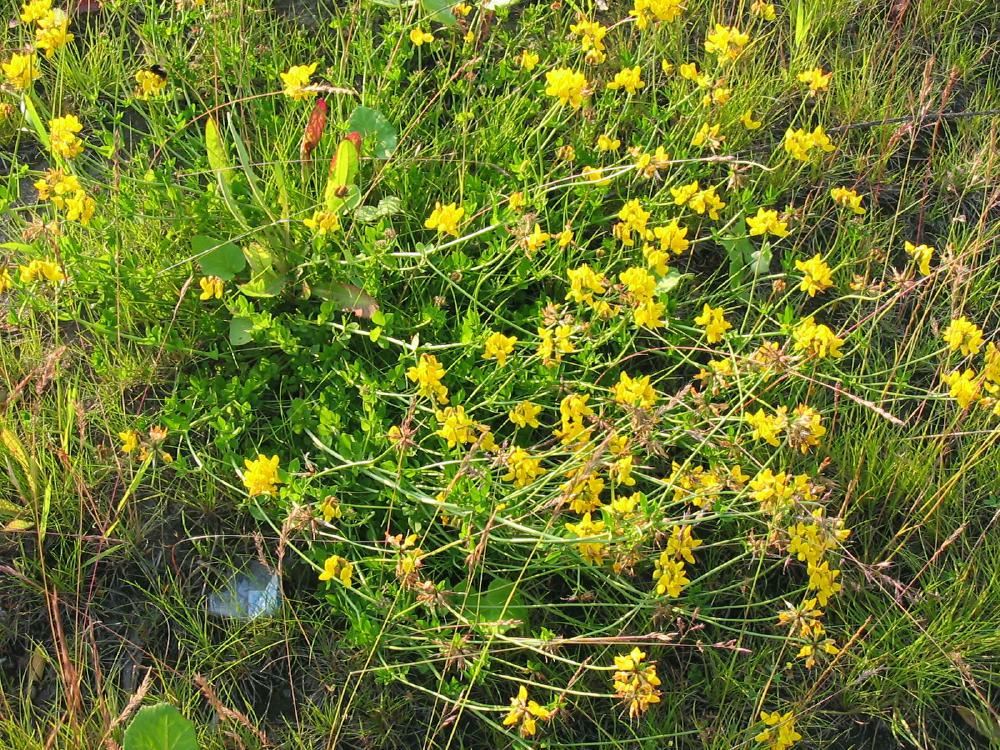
2;0;1000;747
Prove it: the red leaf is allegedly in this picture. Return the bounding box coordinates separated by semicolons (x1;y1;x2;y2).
300;99;328;162
345;131;362;150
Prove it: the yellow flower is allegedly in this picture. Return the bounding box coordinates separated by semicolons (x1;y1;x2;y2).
694;304;731;344
620;265;656;302
797;66;832;95
119;430;140;454
795;254;834;296
524;223;550;254
942;368;980;409
597;133;621;151
409;28;434;46
424;201;464;236
19;259;64;284
509;400;542;428
319;496;342;522
318;554;353;586
63;190;94;224
665;524;702;564
2;53;40;91
740;109;763;130
569;19;607;63
788;404;826;453
607;65;644;95
679;62;708;85
691;122;723;149
280;62;318;100
806;560;842;605
756;710;802;750
613;199;650;246
558;227;573;247
830;186;865;214
504;447;544;487
671;180;700;207
483;331;518;366
784;125;835;161
242;454;281;496
0;269;12;294
612;648;662;719
631;0;683;30
198;276;224;300
751;0;777;20
612;372;657;408
435;405;477;448
502;685;552;738
518;50;540;71
508;191;525;211
452;2;471;16
544;67;589;108
687;185;726;220
20;0;52;24
49;114;84;159
304;210;340;234
903;240;934;276
651;219;688;256
633;299;665;329
943;317;985;357
35;9;73;58
406;353;449;403
746;208;789;238
135;68;167;99
653;553;689;597
792;316;843;359
704;24;749;64
744;406;788;446
566;264;607;306
565;512;607;564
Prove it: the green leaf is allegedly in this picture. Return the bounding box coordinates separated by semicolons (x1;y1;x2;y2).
355;196;402;223
348;107;398;159
229;317;253;346
458;578;527;634
955;707;1000;743
323;137;361;212
191;236;245;281
205;117;248;227
239;243;285;298
420;0;457;25
123;703;198;750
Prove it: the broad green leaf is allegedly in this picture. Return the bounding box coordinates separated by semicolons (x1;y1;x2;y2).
323;137;360;212
204;117;231;189
123;703;198;750
239;243;285;298
312;282;379;319
205;117;247;227
420;0;456;26
457;578;527;634
191;236;245;281
348;107;397;159
229;317;253;346
355;196;402;223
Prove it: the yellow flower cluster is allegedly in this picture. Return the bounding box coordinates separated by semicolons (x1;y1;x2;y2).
565;511;607;564
34;169;95;224
2;52;40;91
631;0;683;30
792;317;844;359
424;201;465;236
242;454;281;496
569;19;607;64
20;258;65;284
280;62;318;100
502;685;552;737
318;554;353;586
49;114;85;159
903;240;934;276
694;304;731;344
406;353;449;404
671;180;726;219
607;65;644;94
830;186;866;214
794;254;833;296
611;648;662;718
544;67;589;108
756;710;802;750
783;125;835;161
704;24;749;64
